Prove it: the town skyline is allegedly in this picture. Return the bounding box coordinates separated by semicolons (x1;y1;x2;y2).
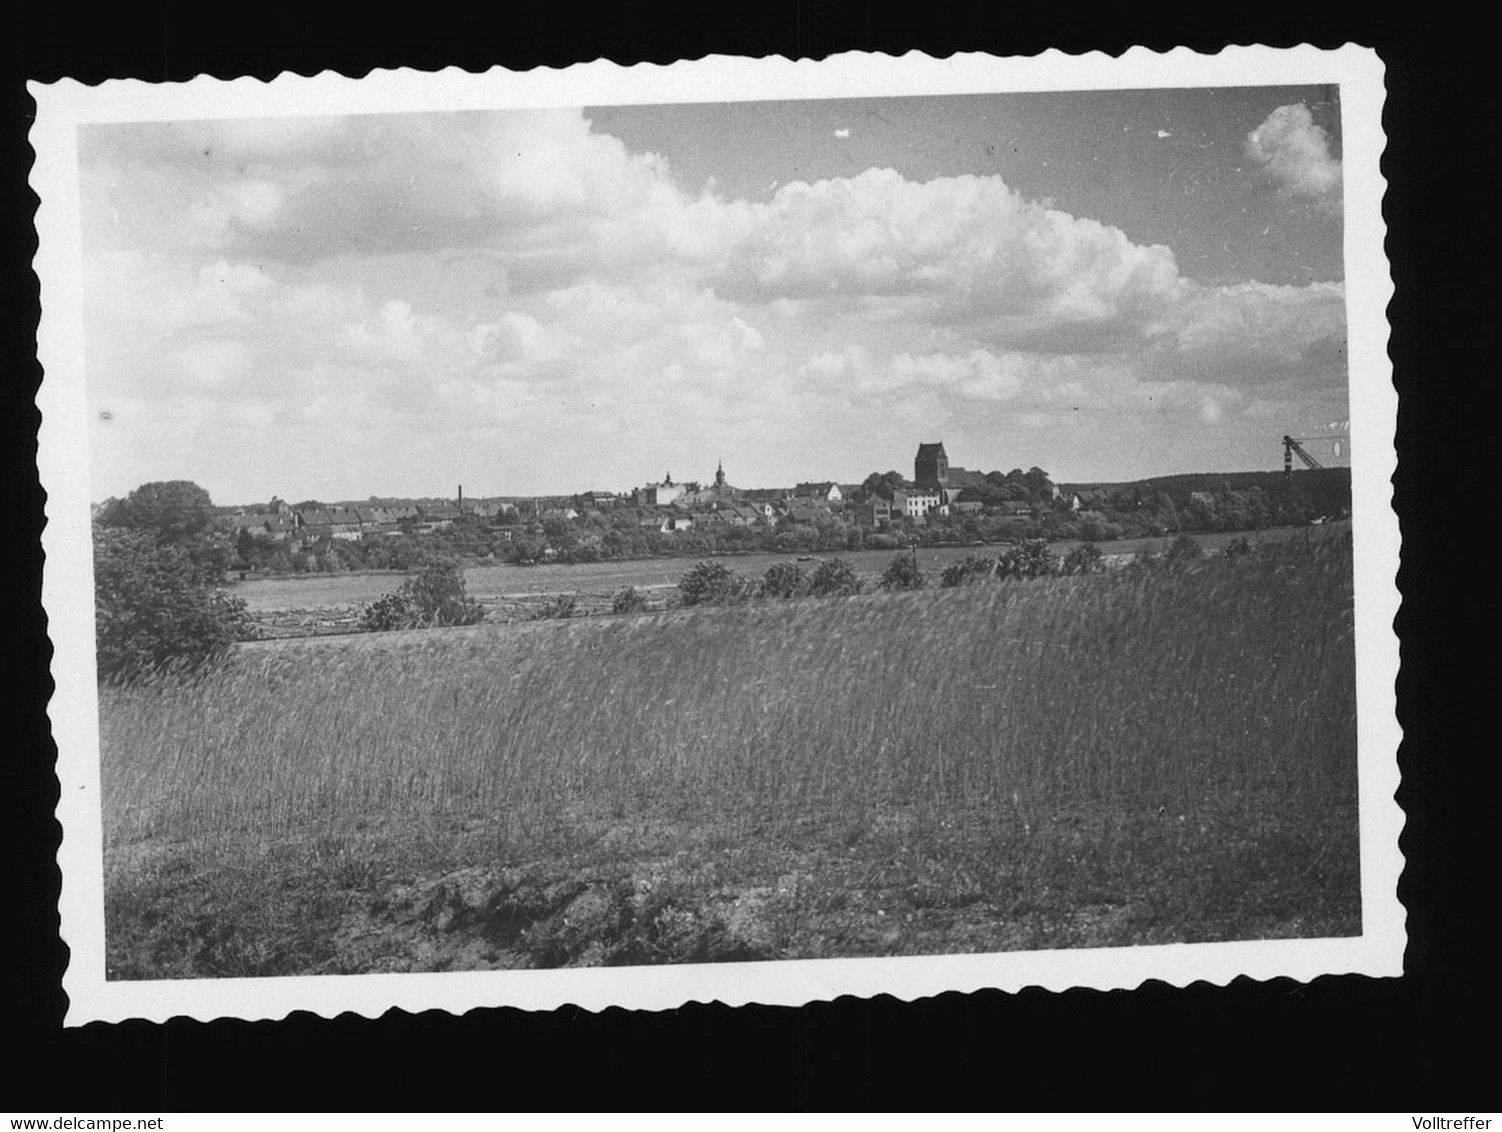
79;87;1350;505
115;435;1352;512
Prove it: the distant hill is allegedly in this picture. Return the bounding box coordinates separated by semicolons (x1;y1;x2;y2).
1061;467;1351;513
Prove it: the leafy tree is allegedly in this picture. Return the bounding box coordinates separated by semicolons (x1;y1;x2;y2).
97;480;217;543
809;557;862;597
96;479;234;579
542;516;576;544
761;562;806;599
1023;466;1054;500
678;560;745;606
857;471;906;502
360;560;485;631
509;535;548;563
93;526;255;682
611;586;649;614
878;552;925;591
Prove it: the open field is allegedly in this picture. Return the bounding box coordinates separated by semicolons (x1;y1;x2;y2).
101;534;1360;977
229;522;1350;635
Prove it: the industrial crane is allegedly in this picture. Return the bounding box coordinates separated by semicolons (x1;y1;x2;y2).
1283;434;1348;481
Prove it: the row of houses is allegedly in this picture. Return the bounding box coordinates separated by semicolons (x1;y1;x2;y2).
229;497;521;543
629;447;1047;532
233;443;1052;544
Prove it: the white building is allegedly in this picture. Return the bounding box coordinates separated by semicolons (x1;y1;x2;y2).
892;488;942;518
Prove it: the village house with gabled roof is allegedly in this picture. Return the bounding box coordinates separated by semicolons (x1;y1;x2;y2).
364;504;419;524
415;503;461;530
351;507;401;534
793;481;842;502
722;504;765;525
263;515;297;541
294;506;364;541
575;490;619;509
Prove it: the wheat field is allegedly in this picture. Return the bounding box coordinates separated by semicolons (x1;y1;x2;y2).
101;537;1360;975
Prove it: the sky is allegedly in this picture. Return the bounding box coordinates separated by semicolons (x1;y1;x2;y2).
77;87;1351;506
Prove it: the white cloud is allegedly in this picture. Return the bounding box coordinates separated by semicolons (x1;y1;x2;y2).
77;108;1350;499
889;350;1023;402
1156;280;1347;387
337;300;429;364
834;128;851;139
473;311;575;367
1245;103;1342;199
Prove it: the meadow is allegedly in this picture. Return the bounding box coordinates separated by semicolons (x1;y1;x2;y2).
101;535;1360;977
230;523;1346;634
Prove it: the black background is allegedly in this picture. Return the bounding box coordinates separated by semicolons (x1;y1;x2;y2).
4;6;1481;1112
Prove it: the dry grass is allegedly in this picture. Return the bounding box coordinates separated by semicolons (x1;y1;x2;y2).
101;536;1360;976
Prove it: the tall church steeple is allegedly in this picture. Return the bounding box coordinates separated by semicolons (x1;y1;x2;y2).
715;459;726;490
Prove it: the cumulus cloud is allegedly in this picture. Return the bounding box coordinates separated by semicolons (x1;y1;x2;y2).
77;107;1349;499
833;128;851;139
1244;103;1342;199
888;350;1024;401
705;168;1186;339
1151;280;1348;389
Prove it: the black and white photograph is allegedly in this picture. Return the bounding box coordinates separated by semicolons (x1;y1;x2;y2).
32;47;1402;1026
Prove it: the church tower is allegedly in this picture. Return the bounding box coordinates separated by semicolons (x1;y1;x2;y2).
914;442;949;489
715;460;727;490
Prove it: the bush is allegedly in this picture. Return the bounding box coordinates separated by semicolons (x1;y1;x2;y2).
878;552;925;591
360;560;486;631
809;557;862;597
611;586;649;614
999;538;1057;579
678;560;747;606
93;526;256;683
1060;543;1105;575
531;593;578;621
941;555;997;588
761;562;806;599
